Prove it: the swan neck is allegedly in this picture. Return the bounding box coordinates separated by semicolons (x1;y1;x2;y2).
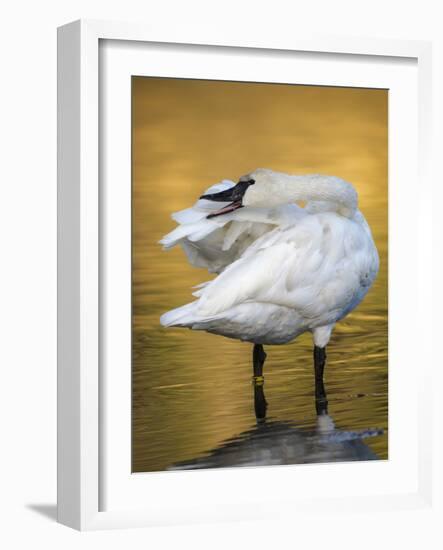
279;174;358;217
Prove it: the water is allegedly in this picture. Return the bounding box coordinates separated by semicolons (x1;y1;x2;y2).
132;78;388;472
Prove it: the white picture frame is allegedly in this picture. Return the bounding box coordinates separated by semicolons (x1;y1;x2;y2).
57;19;433;531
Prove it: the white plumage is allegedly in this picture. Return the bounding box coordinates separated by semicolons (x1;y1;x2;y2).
159;168;379;350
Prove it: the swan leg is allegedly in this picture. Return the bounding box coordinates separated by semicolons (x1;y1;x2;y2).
253;381;268;420
312;324;333;414
314;346;328;415
314;346;326;381
252;343;267;382
313;346;328;415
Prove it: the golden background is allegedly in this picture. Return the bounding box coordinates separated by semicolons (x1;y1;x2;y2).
132;77;388;472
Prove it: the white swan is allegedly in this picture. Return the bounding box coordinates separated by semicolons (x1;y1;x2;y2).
159;168;379;383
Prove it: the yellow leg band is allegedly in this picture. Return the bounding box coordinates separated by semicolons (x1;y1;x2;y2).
252;375;264;386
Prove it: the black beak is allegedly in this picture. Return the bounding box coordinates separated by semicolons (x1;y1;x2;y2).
200;180;251;203
199;181;253;219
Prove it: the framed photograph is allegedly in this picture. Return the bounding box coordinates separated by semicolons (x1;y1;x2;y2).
57;19;433;530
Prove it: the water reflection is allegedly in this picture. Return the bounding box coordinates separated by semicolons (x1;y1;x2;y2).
169;378;382;470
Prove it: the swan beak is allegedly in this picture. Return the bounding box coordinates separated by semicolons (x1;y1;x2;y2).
200;181;250;218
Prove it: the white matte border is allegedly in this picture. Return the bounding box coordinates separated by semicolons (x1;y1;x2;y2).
101;42;420;513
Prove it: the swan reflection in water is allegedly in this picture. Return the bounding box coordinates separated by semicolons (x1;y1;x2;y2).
168;377;383;470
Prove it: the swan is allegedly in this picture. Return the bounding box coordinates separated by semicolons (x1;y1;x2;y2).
159;168;379;385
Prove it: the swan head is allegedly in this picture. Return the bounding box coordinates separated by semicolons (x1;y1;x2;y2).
199;168;283;218
240;168;286;208
200;168;358;217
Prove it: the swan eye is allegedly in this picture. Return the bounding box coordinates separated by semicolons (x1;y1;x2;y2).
248;179;255;185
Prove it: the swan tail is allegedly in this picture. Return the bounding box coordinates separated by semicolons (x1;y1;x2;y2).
160;302;197;327
160;301;223;329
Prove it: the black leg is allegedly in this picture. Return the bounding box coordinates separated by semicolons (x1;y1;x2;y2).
313;346;328;415
253;382;268;420
253;343;267;379
252;344;267;420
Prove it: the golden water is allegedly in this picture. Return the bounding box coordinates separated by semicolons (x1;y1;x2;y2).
132;77;388;472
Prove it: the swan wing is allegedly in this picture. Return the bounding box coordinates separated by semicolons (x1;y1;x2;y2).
159;180;305;273
193;213;379;325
